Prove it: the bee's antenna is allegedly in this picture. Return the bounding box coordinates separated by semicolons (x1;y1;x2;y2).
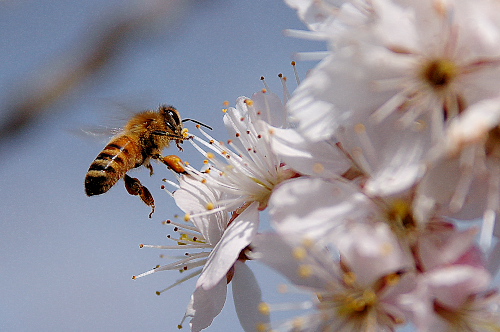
182;118;212;130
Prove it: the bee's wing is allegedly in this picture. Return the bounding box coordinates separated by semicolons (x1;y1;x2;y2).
80;125;122;137
70;125;123;144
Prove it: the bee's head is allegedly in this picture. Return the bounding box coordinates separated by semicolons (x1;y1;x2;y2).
159;105;182;135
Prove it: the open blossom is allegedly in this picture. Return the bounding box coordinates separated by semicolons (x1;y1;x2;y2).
287;0;500;142
135;175;265;331
181;91;298;218
251;222;416;331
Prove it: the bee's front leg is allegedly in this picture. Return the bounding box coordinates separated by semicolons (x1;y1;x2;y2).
124;174;155;218
176;140;183;152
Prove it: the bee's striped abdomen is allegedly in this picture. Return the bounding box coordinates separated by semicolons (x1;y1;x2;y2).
85;136;142;196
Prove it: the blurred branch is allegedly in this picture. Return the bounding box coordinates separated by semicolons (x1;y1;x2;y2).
0;0;194;144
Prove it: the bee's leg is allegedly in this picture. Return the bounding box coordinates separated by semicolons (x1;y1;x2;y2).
124;174;155;218
176;140;183;152
146;163;154;176
149;154;164;176
161;155;187;174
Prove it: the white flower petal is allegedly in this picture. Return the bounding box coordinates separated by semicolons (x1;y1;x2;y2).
188;277;228;332
425;265;491;309
174;176;228;245
252;91;287;128
270;177;373;240
269;126;351;178
336;222;412;286
250;232;329;290
196;203;260;290
232;261;269;332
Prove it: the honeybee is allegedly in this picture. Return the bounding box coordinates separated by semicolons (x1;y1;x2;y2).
85;105;208;217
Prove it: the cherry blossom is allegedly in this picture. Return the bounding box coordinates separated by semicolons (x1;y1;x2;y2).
135;176;264;331
251;223;415;331
130;1;500;331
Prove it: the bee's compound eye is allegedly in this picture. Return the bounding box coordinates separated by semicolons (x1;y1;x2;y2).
166;122;178;133
168;109;181;126
160;105;181;127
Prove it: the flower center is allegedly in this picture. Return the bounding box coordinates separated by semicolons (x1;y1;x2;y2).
328;289;378;318
251;168;298;210
386;199;418;241
420;58;458;90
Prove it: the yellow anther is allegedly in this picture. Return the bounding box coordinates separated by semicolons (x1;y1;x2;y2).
293;247;307;261
258;302;271;316
362;289;377;305
352;298;367;311
313;163;325;174
354;123;366;133
298;264;313;278
257;323;269;332
381;242;394;256
184;214;191;222
206;152;215;159
206;202;215;210
301;237;314;248
384;273;400;286
343;271;357;286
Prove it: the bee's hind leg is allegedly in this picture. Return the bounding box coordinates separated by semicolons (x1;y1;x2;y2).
124;174;155;218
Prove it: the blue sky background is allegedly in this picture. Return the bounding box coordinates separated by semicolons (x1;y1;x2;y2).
0;1;323;331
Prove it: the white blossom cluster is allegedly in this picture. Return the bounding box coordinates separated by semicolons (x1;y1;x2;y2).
137;0;500;331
